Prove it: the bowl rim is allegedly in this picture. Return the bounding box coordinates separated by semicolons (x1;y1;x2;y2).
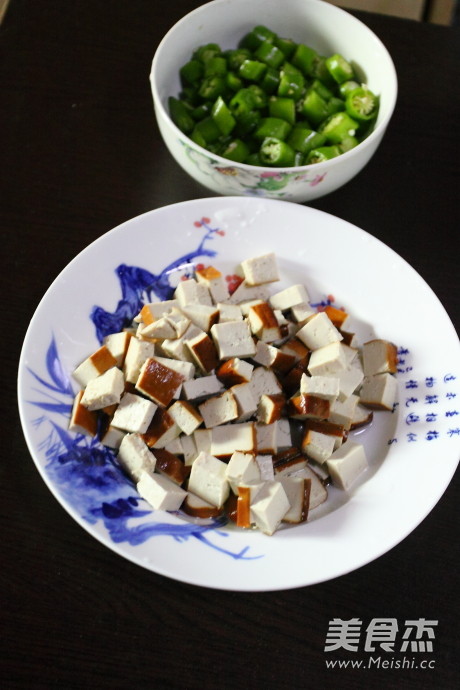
150;0;398;173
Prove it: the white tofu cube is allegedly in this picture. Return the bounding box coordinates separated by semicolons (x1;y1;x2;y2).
138;317;176;340
73;345;118;387
80;366;125;411
193;428;212;455
111;392;157;434
168;400;203;435
182;303;220;333
210;422;256;458
230;382;258;421
174;278;212;307
225;451;261;494
196;266;229;303
100;424;125;449
153;356;195;381
248;366;282;400
296;312;343;350
123;338;156;383
302;429;336;464
250;481;290;535
181;434;199;465
362;339;398;376
308;341;348;377
182;374;225;401
216;357;253;386
117;433;156;482
359;373;398;411
138;300;179;323
300;373;339;401
256;422;277;454
240;252;280;286
217;302;243;323
137;471;187;511
276;418;292;450
69;390;98;436
210;321;256;359
247;302;281;343
277;476;311;524
103;331;133;367
290;303;315;324
327;441;368;491
269;284;309;311
329;394;360;429
188;451;230;507
185;332;220;373
255;455;275;481
226;280;270;305
198;390;238;428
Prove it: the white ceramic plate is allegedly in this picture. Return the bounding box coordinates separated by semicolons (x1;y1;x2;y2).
18;197;460;591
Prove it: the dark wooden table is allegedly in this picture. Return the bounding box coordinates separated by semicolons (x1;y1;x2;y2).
2;1;459;687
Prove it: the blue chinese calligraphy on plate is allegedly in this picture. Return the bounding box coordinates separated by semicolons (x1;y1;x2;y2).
17;197;460;591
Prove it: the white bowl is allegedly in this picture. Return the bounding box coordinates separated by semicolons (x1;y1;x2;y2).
150;0;397;203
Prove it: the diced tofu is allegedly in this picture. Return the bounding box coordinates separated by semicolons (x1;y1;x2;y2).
180;434;198;465
257;393;285;424
174;278;212;307
350;403;374;430
362;339;399;376
111;392;157;434
248;302;281;343
117;433;156;482
195;266;229;303
253;341;296;374
188;451;230;507
217;302;243;323
193;428;212;455
287;394;330;420
210;321;256;359
198;390;238;428
210;422;255;458
182;374;225;401
256;422;277;454
308;341;348;377
230;382;258;421
182;492;223;518
296;312;343;350
328;394;360;430
280;338;309;362
138;300;179;323
73;345;118;387
225;451;261;494
138;316;176;340
152;356;195;380
239;299;265;317
359;373;398;411
137;471;187;511
168;400;203;435
80;366;125;411
165;308;191;338
301;429;336;464
248;366;282;400
182;303;220;332
103;331;133;367
216;357;253;386
160;324;203;363
185;332;220;373
269;284;309;311
290;303;315;324
250;481;290;535
336;364;364;402
226;280;270;305
303;419;346;451
240;252;280;286
135;357;184;407
100;424;125;449
276;417;292;450
123;338;155;383
152;448;190;485
69;390;98;436
323;305;350;329
164;437;184;456
272;447;307;476
291;465;328;510
142;408;182;449
327;441;368;491
255;454;275;481
300;373;339;401
277;476;311;524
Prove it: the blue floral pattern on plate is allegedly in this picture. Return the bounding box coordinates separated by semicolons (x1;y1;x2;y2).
26;217;263;561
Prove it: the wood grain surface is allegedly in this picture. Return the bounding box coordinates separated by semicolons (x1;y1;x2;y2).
2;2;459;688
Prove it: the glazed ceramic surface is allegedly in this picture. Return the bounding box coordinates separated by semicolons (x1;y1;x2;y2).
18;198;459;591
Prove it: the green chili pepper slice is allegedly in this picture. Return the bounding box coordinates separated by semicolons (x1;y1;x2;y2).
259;137;296;166
339;80;360;98
239;59;267;82
193;43;221;64
345;87;379;122
269;97;296;125
260;67;280;95
220;138;250;162
255;41;285;69
287;126;326;154
204;56;228;77
277;69;305;100
306;145;341;164
320;111;358;144
274;37;297;59
198;75;226;100
239;25;276;51
254;117;292;141
224;48;251;71
300;89;329;126
212;96;236;135
168;97;195;134
325;53;355;84
292;43;318;76
180;59;204;86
